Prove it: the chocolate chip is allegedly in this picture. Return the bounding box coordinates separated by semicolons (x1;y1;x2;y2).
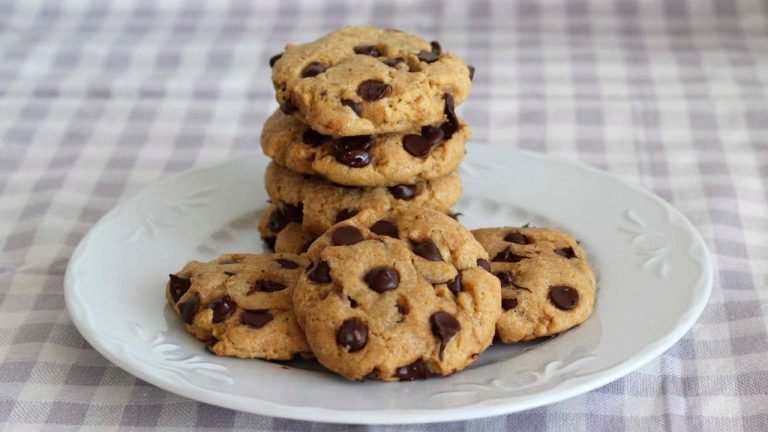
248;279;287;294
282;203;303;223
446;273;462;295
333;136;373;168
430;41;442;55
443;93;458;127
396;299;409;318
449;212;462;220
279;99;297;114
205;336;218;351
267;208;288;232
335;208;358;223
492;248;527;263
341;99;363;117
336;318;368;352
353;44;381;57
550;286;579;310
302;129;331;147
554;247;577;259
263;236;276;251
402;134;433;157
178;293;200;324
301;61;326;77
440;121;458;140
209;295;236;323
504;231;530;245
364;368;380;379
224;271;236;276
365;267;400;293
269;53;283;68
417;50;439;63
357;80;392;101
430;311;460;356
307;261;331;283
332;226;364;246
468;65;475;81
502;297;518;310
477;258;491;272
420;125;445;145
349;297;358;308
395;359;432;381
495;271;515;287
413;240;443;261
370;220;399;238
275;258;299;269
168;274;191;303
383;57;404;67
388;184;416;200
241;309;273;328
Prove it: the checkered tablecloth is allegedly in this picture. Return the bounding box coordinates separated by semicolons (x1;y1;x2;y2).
1;0;767;430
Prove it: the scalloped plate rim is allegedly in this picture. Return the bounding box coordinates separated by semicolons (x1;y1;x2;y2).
64;147;713;424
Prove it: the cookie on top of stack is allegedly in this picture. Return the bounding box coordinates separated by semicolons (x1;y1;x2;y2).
163;26;598;382
257;26;473;251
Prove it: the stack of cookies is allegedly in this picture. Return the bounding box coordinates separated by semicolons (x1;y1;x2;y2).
164;27;597;383
256;26;474;253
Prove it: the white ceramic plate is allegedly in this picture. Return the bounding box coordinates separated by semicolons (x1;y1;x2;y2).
65;147;712;424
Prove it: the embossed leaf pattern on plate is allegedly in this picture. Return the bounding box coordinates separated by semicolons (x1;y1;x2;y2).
128;187;216;242
620;210;670;278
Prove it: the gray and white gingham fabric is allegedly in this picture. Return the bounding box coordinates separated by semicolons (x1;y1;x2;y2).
1;0;767;430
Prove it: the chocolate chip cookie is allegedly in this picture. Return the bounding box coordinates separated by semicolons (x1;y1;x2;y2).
166;253;312;359
260;109;468;187
471;227;597;343
270;26;473;136
257;204;317;254
293;207;501;381
264;162;462;235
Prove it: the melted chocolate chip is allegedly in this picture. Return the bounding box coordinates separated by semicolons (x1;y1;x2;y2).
209;295;236;323
430;311;460;356
495;271;516;287
370;220;399;238
178;293;200;324
341;99;362;117
443;93;458;127
279;99;297;114
492;248;527;263
248;280;287;294
241;309;273;328
267;207;288;232
302;129;331;147
336;318;368;352
348;297;358;308
332;226;364;246
402;134;433;157
357;80;392;101
477;258;492;272
365;267;400;293
353;45;381;57
417;50;439;63
413;240;443;261
282;203;303;223
504;231;530;245
502;297;518;310
554;247;577;259
275;258;299;269
395;359;432;381
269;53;282;68
301;61;326;77
468;65;475;81
263;236;276;251
550;286;579;310
205;336;218;351
333;136;373;168
335;208;359;223
420;125;445;145
168;274;191;303
383;57;405;67
446;273;462;295
388;184;416;200
440;120;458;140
307;261;331;283
430;41;442;55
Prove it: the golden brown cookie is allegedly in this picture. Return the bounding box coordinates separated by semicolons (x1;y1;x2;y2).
293;207;501;381
471;226;597;343
270;26;473;136
166;253;312;360
260;110;469;187
257;204;318;254
264;162;462;235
